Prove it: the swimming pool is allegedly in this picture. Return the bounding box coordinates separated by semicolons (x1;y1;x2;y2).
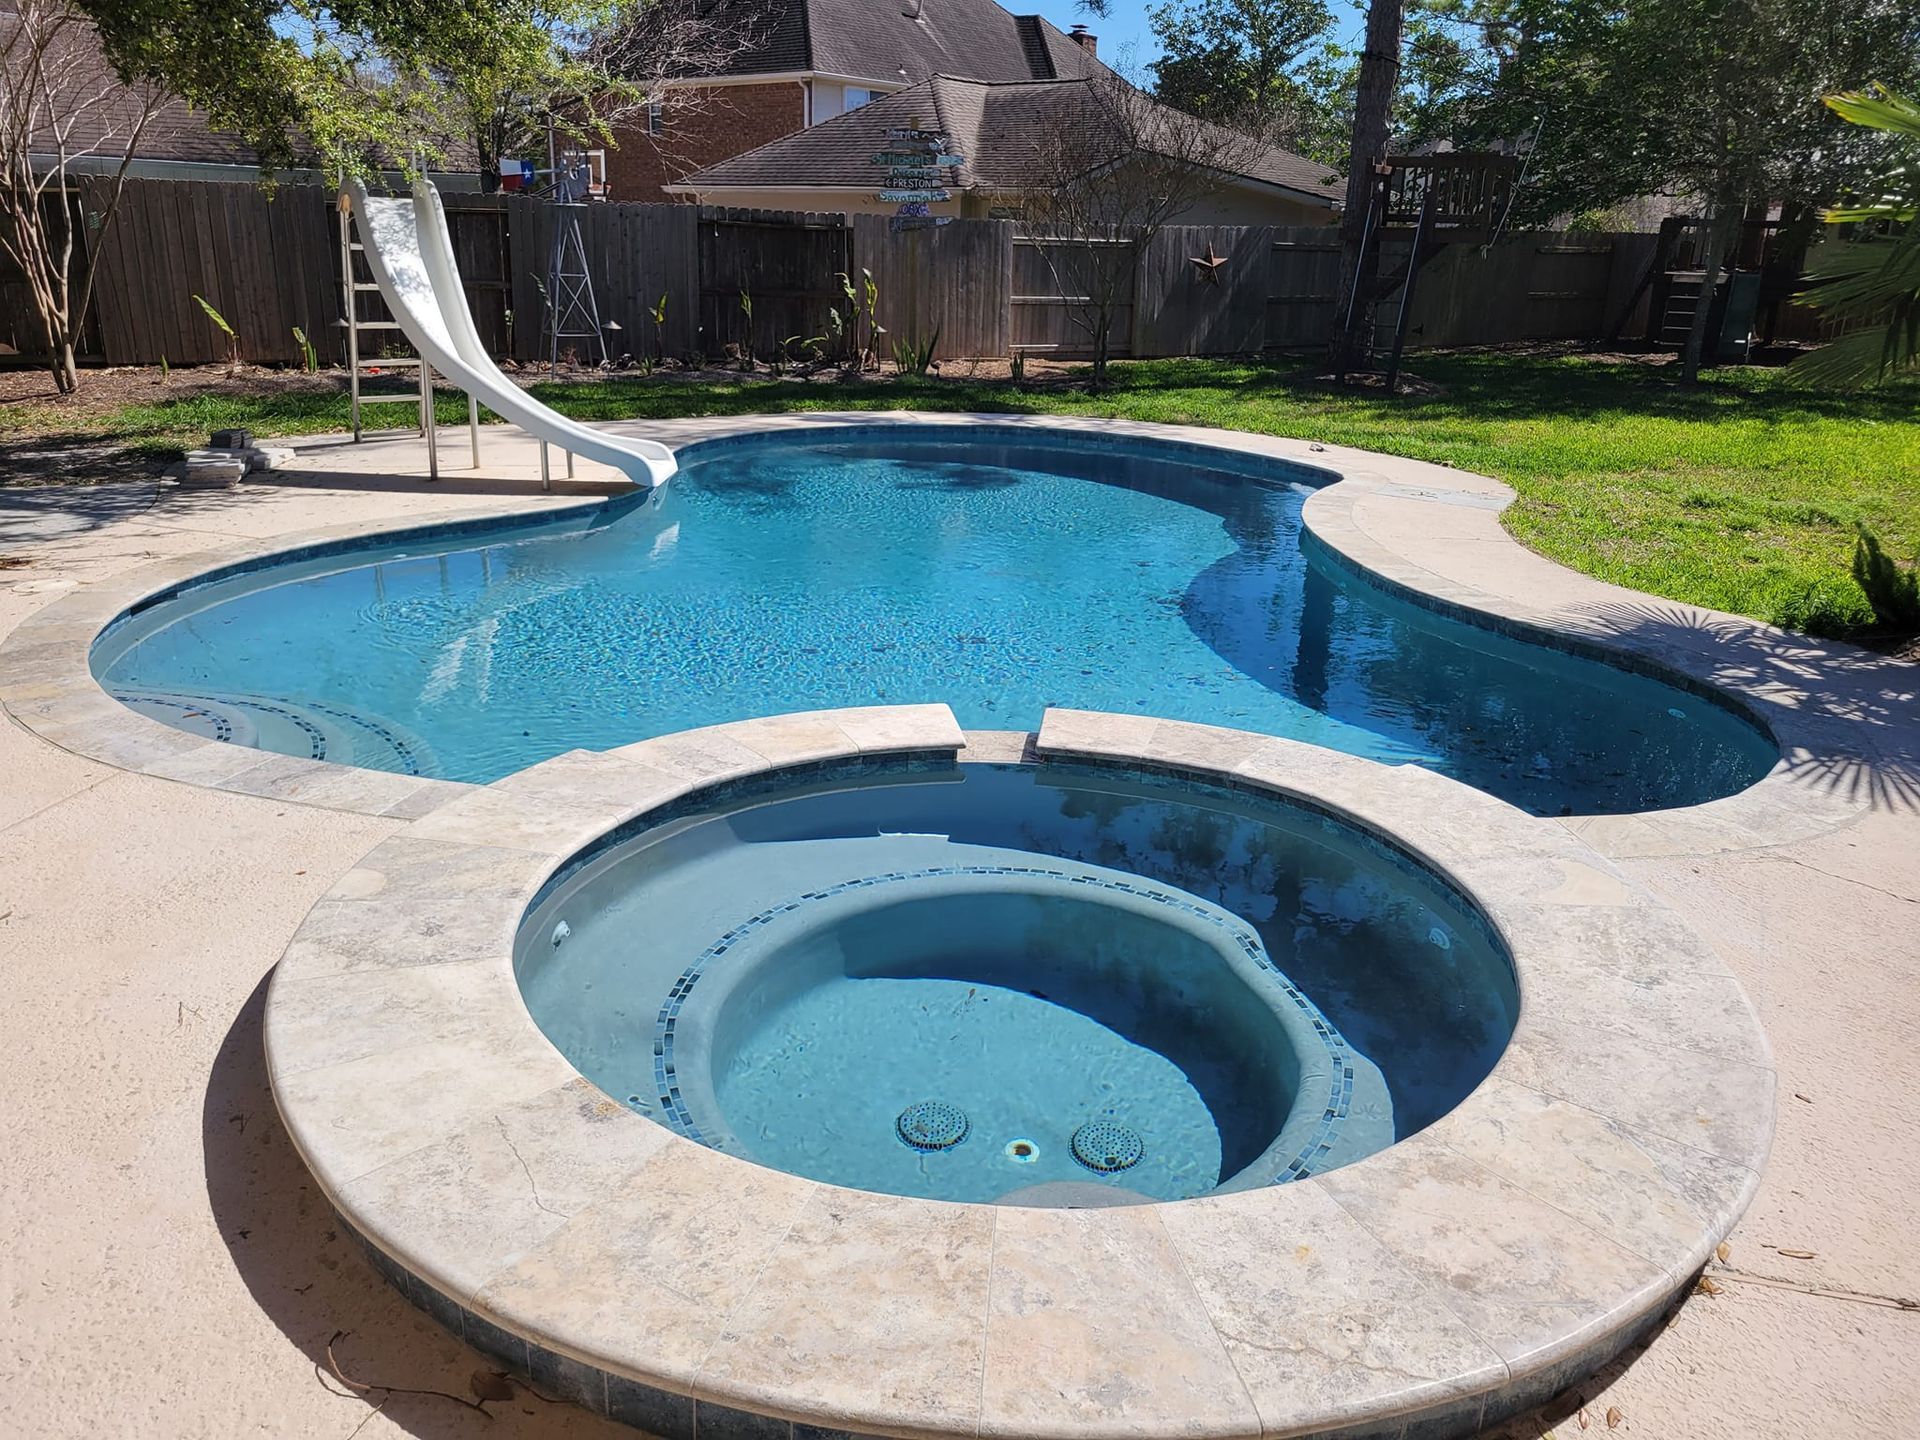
94;425;1775;813
516;758;1515;1205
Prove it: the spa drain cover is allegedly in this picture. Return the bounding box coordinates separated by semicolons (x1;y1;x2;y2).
897;1100;970;1151
1071;1121;1144;1173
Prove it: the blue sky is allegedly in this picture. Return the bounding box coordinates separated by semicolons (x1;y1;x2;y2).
1019;0;1369;79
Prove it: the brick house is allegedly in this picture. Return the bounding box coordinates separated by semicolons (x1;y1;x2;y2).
605;0;1104;202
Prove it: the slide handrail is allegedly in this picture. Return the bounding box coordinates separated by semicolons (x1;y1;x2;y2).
341;179;676;490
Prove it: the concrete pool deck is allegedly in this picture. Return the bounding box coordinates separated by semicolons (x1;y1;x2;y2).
1;416;1916;1438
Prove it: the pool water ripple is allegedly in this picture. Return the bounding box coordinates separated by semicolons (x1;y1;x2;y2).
94;430;1775;813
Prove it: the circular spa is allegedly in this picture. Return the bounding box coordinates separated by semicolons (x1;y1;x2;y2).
264;707;1774;1440
516;758;1517;1205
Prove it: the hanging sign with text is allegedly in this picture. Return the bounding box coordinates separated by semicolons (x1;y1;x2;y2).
876;127;961;231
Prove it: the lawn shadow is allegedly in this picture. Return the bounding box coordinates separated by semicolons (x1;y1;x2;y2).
201;973;623;1439
1558;599;1920;814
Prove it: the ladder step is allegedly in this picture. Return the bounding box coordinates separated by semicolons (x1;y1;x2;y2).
356;356;422;369
351;282;384;292
355;319;405;330
356;392;425;404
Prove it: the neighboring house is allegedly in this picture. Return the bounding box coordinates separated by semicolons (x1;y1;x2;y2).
8;13;477;187
607;0;1103;202
665;73;1343;223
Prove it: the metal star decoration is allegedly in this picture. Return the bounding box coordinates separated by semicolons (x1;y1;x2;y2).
1189;243;1229;284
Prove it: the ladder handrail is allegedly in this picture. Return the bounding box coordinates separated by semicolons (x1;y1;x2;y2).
1384;188;1437;390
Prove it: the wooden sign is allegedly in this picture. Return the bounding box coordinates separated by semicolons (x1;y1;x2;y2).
874;129;964;228
869;152;963;167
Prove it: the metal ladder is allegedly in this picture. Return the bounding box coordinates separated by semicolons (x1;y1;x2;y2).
338;198;481;478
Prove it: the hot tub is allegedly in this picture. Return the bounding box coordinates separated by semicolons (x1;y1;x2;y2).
515;757;1511;1204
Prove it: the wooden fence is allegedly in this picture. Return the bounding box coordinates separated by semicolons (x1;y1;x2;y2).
8;176;1693;370
698;208;851;360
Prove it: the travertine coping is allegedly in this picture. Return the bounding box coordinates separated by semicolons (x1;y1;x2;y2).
2;410;1909;844
265;703;1773;1440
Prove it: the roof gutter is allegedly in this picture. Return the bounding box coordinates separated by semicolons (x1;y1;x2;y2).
662;184;920;198
661;69;911;91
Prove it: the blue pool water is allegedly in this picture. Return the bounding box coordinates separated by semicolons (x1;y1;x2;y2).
516;759;1517;1205
95;427;1775;813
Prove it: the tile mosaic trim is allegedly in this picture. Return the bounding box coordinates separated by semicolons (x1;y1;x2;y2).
647;861;1357;1185
523;751;962;912
111;687;429;774
670;420;1341;493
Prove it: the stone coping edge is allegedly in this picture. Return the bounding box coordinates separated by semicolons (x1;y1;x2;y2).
264;703;1773;1440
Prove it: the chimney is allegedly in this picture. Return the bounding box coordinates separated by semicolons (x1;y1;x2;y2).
1069;23;1097;56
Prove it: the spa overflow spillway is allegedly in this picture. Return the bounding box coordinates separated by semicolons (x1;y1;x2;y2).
93;426;1775;814
516;759;1517;1205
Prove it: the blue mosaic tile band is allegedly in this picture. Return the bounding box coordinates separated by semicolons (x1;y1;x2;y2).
647;862;1357;1185
117;691;236;743
112;688;427;774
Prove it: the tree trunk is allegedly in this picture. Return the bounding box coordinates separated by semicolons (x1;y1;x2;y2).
1329;0;1403;372
26;295;68;393
1678;205;1737;383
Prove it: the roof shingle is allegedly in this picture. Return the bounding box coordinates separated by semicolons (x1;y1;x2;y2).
704;0;1100;85
681;74;1344;201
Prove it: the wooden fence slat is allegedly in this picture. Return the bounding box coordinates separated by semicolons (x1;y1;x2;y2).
13;181;1669;369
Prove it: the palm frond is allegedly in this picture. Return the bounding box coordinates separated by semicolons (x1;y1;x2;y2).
1825;89;1920;138
1795;87;1920;387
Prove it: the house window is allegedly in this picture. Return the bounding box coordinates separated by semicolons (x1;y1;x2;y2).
648;103;663;137
843;87;876;111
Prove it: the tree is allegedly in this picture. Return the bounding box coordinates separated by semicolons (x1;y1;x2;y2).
72;0;738;180
1425;0;1920;376
6;0;743;393
1278;3;1504;168
0;0;174;393
1016;72;1278;386
448;0;753;194
1794;88;1920;387
1609;0;1920;379
1327;0;1402;371
1148;0;1332;141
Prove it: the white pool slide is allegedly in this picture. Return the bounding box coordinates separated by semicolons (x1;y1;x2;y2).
341;178;677;489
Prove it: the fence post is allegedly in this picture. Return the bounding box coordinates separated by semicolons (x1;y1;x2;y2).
1129;239;1149;360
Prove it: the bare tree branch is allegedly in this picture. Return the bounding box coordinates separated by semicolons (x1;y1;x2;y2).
1;0;178;392
1014;71;1279;382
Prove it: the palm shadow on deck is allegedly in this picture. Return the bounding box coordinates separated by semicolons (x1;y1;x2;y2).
1556;598;1920;814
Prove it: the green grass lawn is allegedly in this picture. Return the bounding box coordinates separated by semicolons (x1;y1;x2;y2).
6;350;1916;638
